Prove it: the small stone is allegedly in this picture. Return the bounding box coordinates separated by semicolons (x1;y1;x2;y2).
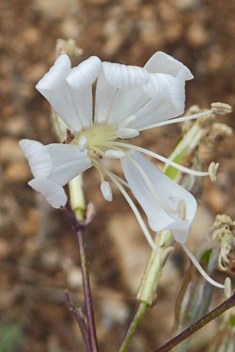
187;22;209;46
0;138;25;162
41;250;61;269
67;267;83;289
0;239;10;258
5;160;31;182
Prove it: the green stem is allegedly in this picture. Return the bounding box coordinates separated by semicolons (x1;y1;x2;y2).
118;302;147;352
118;302;148;352
154;291;235;352
118;231;174;352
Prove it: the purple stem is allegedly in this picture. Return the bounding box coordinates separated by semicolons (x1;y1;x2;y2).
65;202;99;352
65;291;91;352
154;291;235;352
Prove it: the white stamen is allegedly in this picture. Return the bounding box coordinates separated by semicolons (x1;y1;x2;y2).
105;149;126;159
117;128;139;139
181;244;225;288
208;162;219;182
117;115;136;129
100;181;113;201
224;277;232;298
137;110;213;132
211;102;232;115
101;167;161;253
112;142;210;177
79;135;88;151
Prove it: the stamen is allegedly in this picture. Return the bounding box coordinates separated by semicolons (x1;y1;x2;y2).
100;167;162;253
105;149;126;159
116;128;139;139
181;243;225;289
117;115;136;129
100;181;113;201
93;159;105;183
224;277;232;298
178;200;186;220
208;162;219;182
137;110;213;132
211;102;233;115
79;135;87;151
92;146;107;158
112;142;210;177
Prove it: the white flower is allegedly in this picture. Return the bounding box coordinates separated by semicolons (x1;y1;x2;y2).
20;52;212;251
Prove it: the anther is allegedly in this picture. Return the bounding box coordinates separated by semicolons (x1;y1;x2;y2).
79;135;88;151
118;115;136;129
211;102;232;115
224;277;232;298
178;200;186;220
100;181;113;201
117;128;139;139
208;162;219;182
105;149;126;159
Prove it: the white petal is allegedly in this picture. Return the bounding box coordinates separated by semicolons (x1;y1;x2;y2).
36;55;85;132
121;152;197;243
169;69;186;111
50;158;92;186
103;62;149;89
45;144;92;186
143;73;173;100
94;68;118;123
143;69;186;112
103;86;148;126
19;139;52;178
65;85;93;128
144;51;193;80
29;178;67;208
66;56;101;89
45;143;89;165
100;181;113;201
36;54;71;90
129;97;183;130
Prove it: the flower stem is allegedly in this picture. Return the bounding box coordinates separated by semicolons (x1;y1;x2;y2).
154;291;235;352
65;290;90;352
65;202;98;352
117;231;174;352
118;302;147;352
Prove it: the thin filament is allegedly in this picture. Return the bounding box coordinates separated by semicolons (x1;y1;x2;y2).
181;243;225;289
112;142;209;177
101;167;161;253
137;110;213;131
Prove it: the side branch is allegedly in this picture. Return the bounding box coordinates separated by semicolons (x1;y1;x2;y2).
154;291;235;352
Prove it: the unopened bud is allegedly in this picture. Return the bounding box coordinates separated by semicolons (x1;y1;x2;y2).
208;162;219;182
224;277;232;298
211;102;232;115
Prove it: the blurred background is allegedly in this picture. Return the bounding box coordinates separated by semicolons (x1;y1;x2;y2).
0;0;235;351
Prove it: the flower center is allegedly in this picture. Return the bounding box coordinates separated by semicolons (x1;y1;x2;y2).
76;123;121;161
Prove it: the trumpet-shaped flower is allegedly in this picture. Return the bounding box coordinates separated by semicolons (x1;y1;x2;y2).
19;52;224;287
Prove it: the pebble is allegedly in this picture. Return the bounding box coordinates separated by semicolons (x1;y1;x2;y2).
0;138;24;162
5;160;31;182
